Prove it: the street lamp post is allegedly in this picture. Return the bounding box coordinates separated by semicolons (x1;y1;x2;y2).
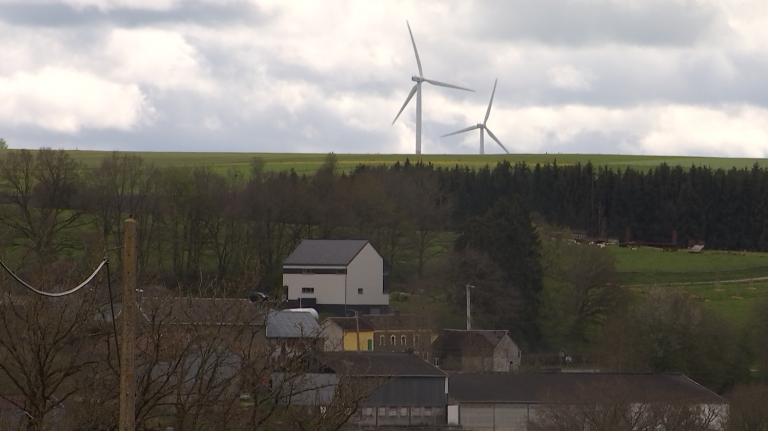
466;284;475;330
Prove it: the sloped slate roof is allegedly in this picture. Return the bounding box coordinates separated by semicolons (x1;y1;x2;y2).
449;372;726;404
325;316;374;331
363;313;430;330
319;351;446;377
283;239;370;266
434;329;510;354
267;310;324;339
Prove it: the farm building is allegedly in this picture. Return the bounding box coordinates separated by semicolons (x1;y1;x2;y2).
366;313;434;361
321;316;375;351
432;329;521;372
276;351;448;428
447;372;727;431
282;239;389;315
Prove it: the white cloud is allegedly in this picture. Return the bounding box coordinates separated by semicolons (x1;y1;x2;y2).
459;104;768;157
547;65;593;91
0;67;152;132
106;29;213;92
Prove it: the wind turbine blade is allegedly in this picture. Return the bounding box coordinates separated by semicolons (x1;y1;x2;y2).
483;79;498;125
392;84;418;125
406;21;423;77
441;125;479;138
423;78;474;92
485;127;510;154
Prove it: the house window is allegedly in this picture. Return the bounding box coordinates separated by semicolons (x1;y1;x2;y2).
363;407;373;417
400;407;408;416
302;269;313;274
388;407;397;417
424;407;432;417
390;335;396;345
378;407;386;417
412;407;422;417
434;357;440;367
367;339;372;350
301;287;314;294
379;335;384;346
336;269;345;274
401;335;407;345
414;334;420;345
358;288;363;294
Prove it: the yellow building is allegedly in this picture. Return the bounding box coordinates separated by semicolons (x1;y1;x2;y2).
321;317;375;351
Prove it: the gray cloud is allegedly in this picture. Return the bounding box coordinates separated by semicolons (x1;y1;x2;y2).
0;1;269;28
463;0;727;47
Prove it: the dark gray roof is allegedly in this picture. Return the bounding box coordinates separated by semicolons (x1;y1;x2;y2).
433;329;511;355
319;351;446;377
283;239;370;266
449;372;726;405
267;310;324;339
364;314;430;330
324;316;374;331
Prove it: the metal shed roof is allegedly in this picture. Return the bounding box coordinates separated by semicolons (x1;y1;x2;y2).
266;310;324;339
449;372;726;404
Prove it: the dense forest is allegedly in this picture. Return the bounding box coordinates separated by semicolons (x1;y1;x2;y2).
3;149;767;280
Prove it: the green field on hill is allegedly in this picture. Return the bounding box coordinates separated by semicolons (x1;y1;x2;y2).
608;245;768;324
29;149;768;174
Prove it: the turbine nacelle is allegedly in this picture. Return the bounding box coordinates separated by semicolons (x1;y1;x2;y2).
411;76;423;82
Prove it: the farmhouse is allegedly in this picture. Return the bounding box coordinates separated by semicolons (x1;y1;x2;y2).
366;313;434;361
283;239;389;315
432;329;521;372
447;372;727;431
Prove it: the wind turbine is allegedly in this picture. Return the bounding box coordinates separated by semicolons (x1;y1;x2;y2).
392;21;474;155
442;79;509;155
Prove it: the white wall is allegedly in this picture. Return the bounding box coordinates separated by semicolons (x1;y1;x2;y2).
284;271;346;305
345;243;388;306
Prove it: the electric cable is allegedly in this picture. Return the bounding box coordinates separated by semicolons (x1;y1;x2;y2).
0;257;107;297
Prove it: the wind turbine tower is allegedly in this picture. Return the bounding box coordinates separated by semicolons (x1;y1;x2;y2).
392;21;474;155
442;79;510;155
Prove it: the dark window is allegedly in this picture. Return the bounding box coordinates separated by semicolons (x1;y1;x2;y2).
390;335;396;345
401;335;406;345
379;335;384;346
358;288;363;294
301;287;314;294
302;269;313;274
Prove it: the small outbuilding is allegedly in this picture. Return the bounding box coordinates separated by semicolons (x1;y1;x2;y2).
432;329;521;372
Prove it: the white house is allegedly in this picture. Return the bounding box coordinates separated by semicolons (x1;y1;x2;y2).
283;239;389;315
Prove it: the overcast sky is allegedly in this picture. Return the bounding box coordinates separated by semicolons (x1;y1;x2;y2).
1;0;767;157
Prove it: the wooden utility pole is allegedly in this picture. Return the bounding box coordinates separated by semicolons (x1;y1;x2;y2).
119;218;137;431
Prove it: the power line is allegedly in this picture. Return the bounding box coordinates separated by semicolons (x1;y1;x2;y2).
0;257;108;297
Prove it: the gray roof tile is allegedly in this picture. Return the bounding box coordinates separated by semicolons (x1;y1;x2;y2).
283;239;370;266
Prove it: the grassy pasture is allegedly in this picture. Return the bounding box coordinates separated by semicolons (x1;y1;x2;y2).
39;150;768;175
609;245;768;323
610;246;768;285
